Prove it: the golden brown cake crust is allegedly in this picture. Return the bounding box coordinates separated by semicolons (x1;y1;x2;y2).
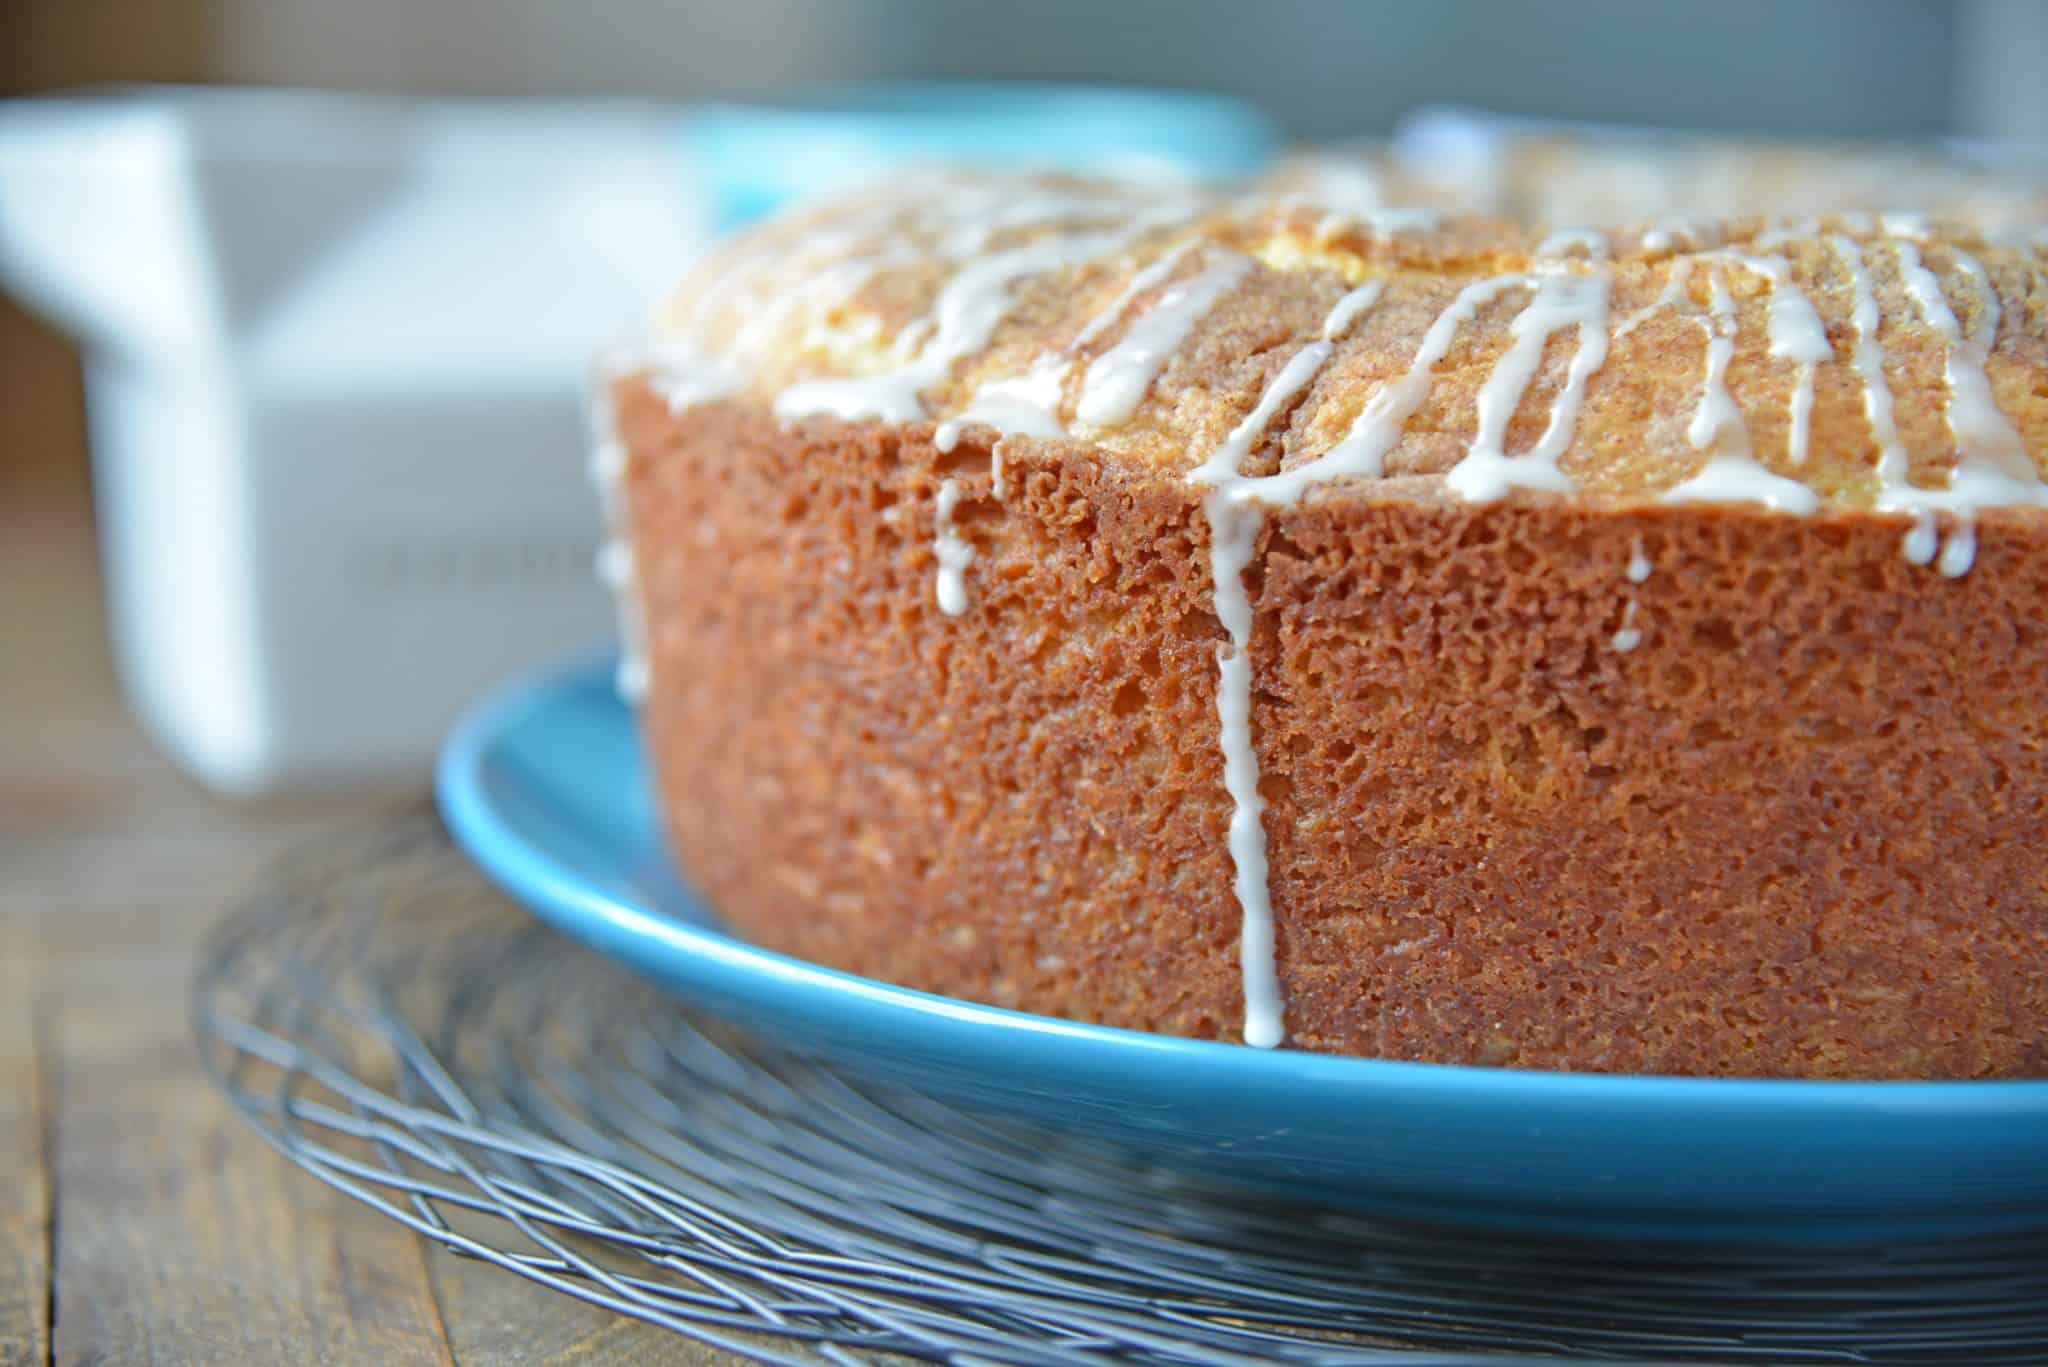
618;383;2048;1078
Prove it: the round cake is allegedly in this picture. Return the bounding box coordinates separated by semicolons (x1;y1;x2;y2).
596;169;2048;1078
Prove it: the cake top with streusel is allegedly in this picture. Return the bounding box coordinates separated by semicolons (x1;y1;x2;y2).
645;167;2048;518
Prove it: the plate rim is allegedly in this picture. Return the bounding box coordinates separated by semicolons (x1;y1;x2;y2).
436;649;2048;1124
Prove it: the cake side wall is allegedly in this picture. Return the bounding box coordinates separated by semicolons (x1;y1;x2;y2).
621;379;1255;1042
1262;498;2048;1077
620;378;2048;1078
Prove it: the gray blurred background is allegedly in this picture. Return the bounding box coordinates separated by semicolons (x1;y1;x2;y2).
197;0;2043;143
11;0;2048;141
22;0;2042;141
7;0;2043;508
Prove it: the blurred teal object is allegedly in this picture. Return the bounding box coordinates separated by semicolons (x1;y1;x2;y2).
680;81;1282;231
439;650;2048;1246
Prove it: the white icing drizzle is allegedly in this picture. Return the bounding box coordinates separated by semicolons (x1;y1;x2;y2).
931;479;974;616
596;515;650;702
990;442;1007;500
923;237;1224;529
1535;227;1609;260
1189;279;1385;495
779;227;1132;424
1614;258;1693;339
1626;536;1652;583
1320;279;1385;343
1072;240;1201;352
1444;266;1610;502
588;351;650;704
1198;344;1335;484
615;640;651;701
1249;274;1528;505
1937;520;1977;578
739;243;920;369
790;256;909;356
1752;218;1820;252
939;243;1204;447
1830;235;1954;569
1726;252;1832;465
1828;235;1909;487
1292;161;1441;240
672;237;819;364
1076;253;1252;428
1181;273;1396;1048
1611;600;1642;653
1902;511;1939;565
1641;219;1720;253
595;538;632;590
1881;212;1930;241
1882;239;2047;574
1665;449;1819;512
1203;492;1282;1049
763;183;1207;427
950;366;1071;443
644;340;744;417
1323;206;1443;240
588;429;628;522
1897;244;2034;485
1663;265;1821;514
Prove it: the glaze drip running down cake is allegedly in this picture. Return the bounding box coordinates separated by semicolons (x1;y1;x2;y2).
595;167;2048;1078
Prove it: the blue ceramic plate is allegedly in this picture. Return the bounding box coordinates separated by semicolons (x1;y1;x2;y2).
438;651;2048;1244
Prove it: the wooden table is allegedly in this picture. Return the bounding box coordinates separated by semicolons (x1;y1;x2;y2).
1;477;728;1362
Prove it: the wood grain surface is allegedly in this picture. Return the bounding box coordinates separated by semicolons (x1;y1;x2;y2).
0;453;729;1362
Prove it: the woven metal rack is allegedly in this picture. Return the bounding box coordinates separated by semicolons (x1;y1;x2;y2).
194;803;2048;1366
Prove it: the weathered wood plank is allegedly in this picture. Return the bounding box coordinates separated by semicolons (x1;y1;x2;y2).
425;1240;754;1366
11;760;454;1365
0;910;51;1367
4;490;737;1363
48;996;456;1367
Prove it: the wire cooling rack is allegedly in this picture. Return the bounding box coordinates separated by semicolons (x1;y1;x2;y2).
194;802;2048;1366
